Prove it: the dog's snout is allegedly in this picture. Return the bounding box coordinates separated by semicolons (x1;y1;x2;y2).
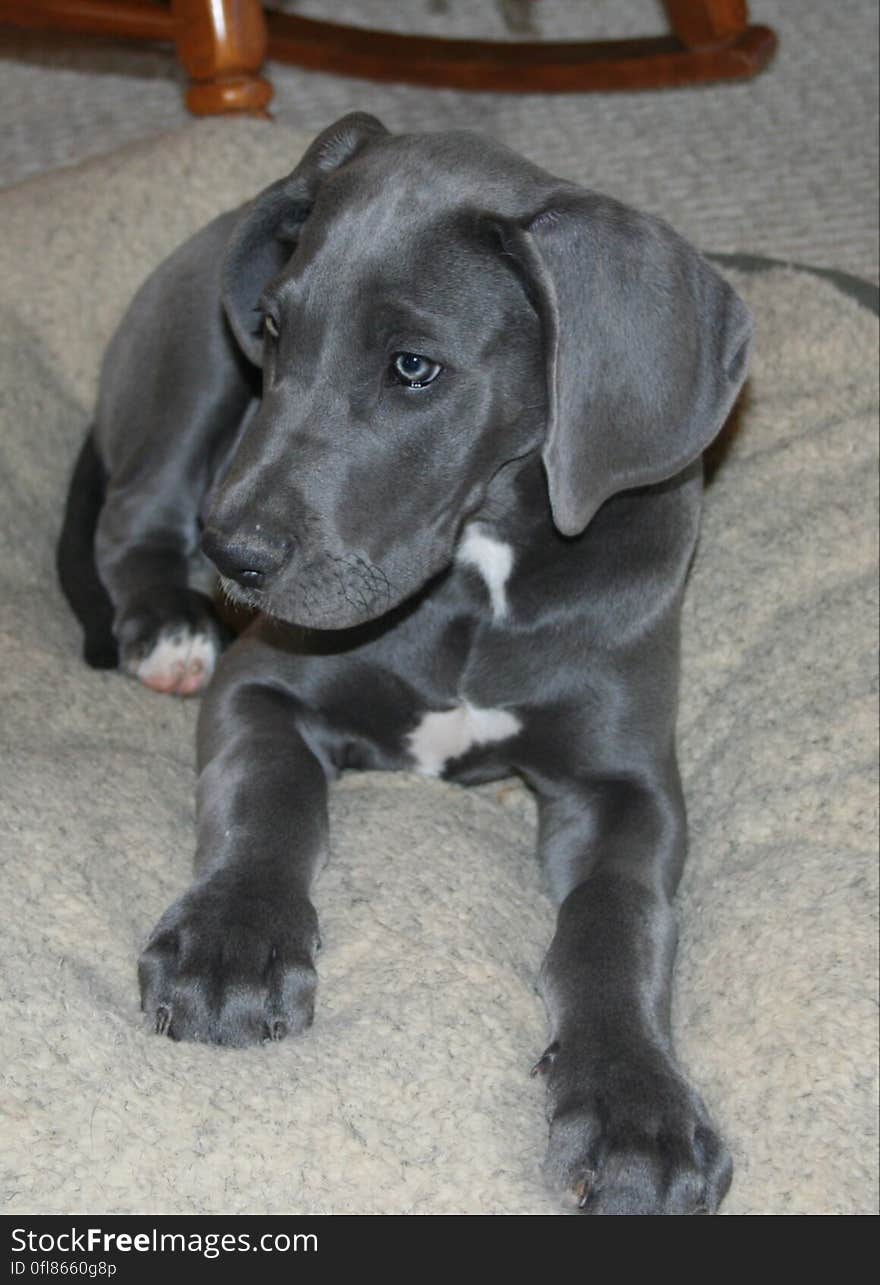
201;528;290;587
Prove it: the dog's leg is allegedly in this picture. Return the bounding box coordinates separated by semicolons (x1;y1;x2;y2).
56;426;227;688
86;209;254;696
94;526;232;697
532;770;732;1215
93;391;253;696
138;640;327;1045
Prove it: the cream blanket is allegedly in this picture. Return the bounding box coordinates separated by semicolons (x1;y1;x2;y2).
0;122;876;1214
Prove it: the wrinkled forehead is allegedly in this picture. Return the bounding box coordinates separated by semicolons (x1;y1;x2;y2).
321;129;559;222
306;181;449;285
291;130;561;277
271;145;549;329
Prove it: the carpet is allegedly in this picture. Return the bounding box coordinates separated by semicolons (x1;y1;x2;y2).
0;121;876;1215
1;1;877;282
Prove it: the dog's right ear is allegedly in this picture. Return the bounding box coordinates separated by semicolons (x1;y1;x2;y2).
222;113;389;365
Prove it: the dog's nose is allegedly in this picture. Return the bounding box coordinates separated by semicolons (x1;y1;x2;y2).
201;528;290;587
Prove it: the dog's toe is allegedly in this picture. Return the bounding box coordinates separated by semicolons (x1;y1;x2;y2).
115;587;228;697
541;1040;732;1214
138;883;320;1048
131;627;218;696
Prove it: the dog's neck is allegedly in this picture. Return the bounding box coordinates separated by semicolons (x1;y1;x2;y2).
469;450;554;546
452;451;571;626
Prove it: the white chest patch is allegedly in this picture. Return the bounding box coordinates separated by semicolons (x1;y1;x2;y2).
407;703;521;777
456;523;514;622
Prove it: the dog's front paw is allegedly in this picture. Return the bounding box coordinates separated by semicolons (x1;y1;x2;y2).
116;588;229;696
138;880;320;1047
537;1041;732;1214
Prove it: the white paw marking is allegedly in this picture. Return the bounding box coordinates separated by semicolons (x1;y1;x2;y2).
407;703;521;777
456;523;514;622
133;629;218;697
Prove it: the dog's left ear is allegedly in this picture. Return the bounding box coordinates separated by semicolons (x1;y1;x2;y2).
492;192;753;536
222;112;389;365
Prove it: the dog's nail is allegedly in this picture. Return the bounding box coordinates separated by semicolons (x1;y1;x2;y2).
154;1005;172;1036
574;1171;597;1209
530;1040;560;1077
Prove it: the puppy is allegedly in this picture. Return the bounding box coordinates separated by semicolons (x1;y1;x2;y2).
58;114;752;1214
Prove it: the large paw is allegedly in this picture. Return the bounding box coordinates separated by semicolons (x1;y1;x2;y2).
138;881;320;1047
536;1041;732;1215
116;588;229;697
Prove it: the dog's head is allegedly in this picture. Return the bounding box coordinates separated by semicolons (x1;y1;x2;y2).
205;113;752;629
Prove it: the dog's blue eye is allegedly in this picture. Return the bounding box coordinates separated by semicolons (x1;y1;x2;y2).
391;352;441;388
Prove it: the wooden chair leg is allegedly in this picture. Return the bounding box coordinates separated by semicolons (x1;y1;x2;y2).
0;0;777;100
0;1;272;115
170;0;272;117
262;0;777;93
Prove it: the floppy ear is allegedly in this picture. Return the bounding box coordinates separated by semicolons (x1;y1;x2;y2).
222;112;389;365
494;192;753;536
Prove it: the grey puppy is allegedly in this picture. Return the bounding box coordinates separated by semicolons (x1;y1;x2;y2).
58;113;752;1214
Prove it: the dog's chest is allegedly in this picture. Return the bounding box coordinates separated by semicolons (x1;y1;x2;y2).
405;523;522;777
407;702;521;777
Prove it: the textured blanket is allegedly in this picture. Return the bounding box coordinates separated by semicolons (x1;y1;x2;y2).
0;121;876;1215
